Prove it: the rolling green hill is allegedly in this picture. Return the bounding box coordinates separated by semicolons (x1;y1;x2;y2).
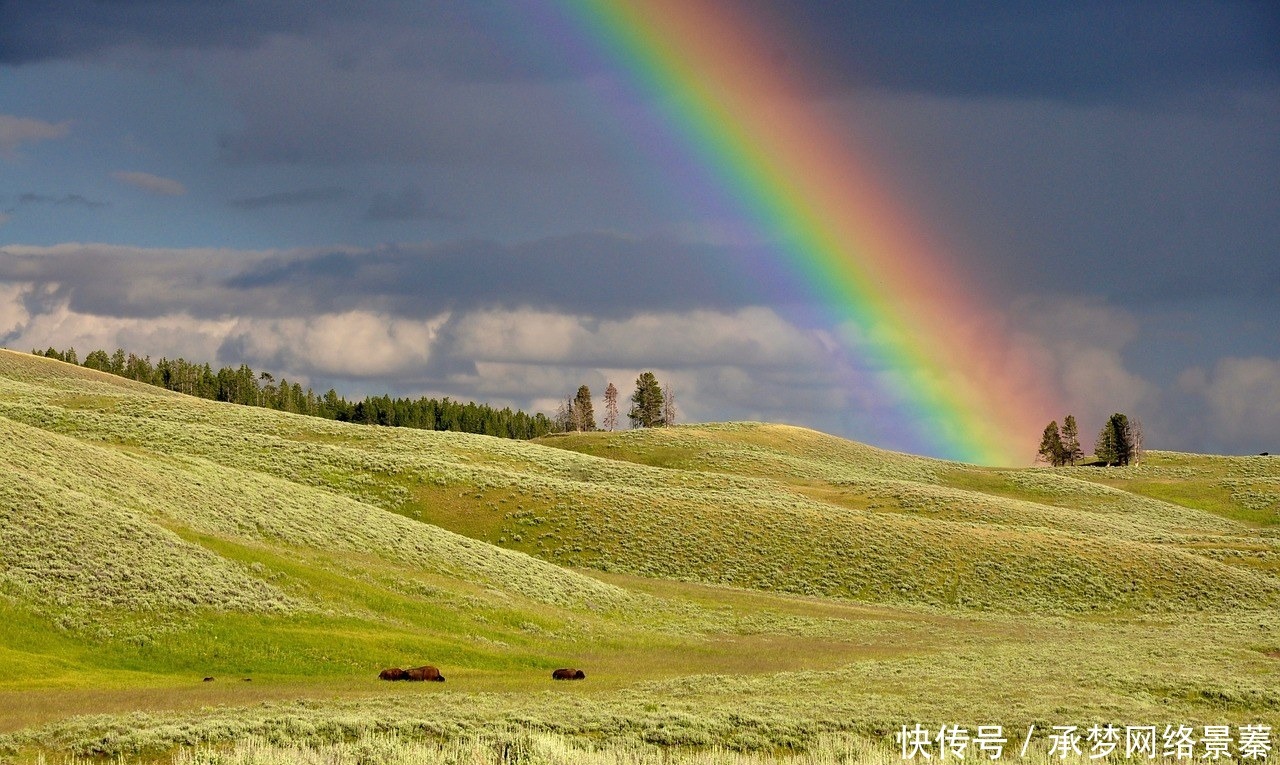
1;348;1277;760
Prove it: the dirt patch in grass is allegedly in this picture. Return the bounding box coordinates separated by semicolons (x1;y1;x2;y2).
0;677;408;734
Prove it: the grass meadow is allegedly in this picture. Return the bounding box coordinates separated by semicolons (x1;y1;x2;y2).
0;349;1277;762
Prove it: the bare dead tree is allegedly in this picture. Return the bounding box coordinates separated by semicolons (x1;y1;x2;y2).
1128;416;1145;465
661;383;676;426
554;397;574;433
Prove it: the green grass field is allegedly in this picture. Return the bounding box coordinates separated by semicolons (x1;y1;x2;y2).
0;349;1277;762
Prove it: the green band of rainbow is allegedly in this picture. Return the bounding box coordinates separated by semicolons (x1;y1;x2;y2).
555;0;1057;464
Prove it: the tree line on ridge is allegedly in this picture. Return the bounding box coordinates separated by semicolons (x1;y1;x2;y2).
1038;412;1144;467
553;372;677;432
32;346;554;439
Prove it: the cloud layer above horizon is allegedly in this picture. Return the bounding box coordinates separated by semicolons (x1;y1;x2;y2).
1;1;1277;458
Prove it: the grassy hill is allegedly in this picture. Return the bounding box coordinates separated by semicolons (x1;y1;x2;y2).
0;348;1277;760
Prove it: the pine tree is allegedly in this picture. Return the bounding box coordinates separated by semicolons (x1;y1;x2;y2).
573;385;596;431
1111;413;1133;466
1060;414;1082;466
603;382;619;431
1094;413;1133;466
1094;421;1116;466
1038;421;1066;466
82;349;112;372
628;372;664;428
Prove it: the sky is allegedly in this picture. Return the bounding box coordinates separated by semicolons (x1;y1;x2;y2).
0;0;1277;461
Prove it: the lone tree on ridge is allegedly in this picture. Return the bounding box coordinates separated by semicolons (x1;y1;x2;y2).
1094;412;1135;466
602;382;619;431
628;372;664;428
1060;414;1083;466
573;385;596;432
1038;420;1066;466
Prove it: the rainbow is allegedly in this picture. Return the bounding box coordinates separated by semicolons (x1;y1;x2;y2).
547;0;1058;464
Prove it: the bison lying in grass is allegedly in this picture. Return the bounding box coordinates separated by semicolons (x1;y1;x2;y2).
379;665;445;681
552;668;585;680
406;665;445;682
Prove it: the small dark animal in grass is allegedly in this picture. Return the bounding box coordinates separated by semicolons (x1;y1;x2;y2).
202;677;214;682
551;668;586;680
379;667;407;681
404;665;445;682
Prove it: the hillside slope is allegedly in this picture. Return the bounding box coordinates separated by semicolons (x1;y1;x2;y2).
2;349;1279;754
3;349;1278;624
533;426;1280;608
0;351;658;699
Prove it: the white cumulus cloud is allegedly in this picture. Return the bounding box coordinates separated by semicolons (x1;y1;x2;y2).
1012;295;1156;423
4;296;235;361
224;311;450;379
0;283;33;337
445;306;830;368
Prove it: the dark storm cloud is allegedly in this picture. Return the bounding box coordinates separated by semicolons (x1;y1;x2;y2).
0;1;572;80
211;46;609;169
224;234;779;316
0;0;296;62
364;186;456;222
760;1;1279;102
2;192;107;226
0;1;414;63
0;233;785;321
16;192;106;209
6;1;1272;103
2;1;1275;459
228;187;350;210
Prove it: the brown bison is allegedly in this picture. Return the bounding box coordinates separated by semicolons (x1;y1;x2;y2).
379;667;407;681
405;665;445;682
551;668;585;680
